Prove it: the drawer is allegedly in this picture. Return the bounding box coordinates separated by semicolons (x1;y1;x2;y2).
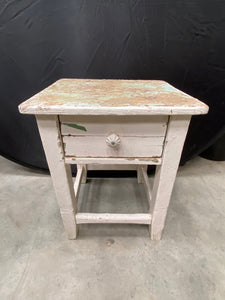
60;116;167;158
62;135;164;157
60;115;168;137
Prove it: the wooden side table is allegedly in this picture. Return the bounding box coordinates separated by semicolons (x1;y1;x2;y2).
19;79;208;240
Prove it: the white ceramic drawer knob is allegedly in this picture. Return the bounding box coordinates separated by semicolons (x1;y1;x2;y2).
106;133;121;148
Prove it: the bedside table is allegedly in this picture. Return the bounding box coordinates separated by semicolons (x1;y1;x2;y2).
19;79;208;240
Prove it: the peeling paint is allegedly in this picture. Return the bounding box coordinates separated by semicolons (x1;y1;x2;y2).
138;157;159;162
19;79;209;115
63;123;87;132
65;155;160;162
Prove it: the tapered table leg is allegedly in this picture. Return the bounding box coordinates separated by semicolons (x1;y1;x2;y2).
150;115;191;240
36;115;78;239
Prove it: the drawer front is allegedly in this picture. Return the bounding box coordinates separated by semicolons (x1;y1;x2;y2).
63;135;164;158
60;116;167;158
60;115;168;137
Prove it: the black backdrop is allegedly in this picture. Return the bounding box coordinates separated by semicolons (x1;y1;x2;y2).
0;0;225;170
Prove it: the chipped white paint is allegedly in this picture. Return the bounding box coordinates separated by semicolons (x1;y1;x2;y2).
19;79;209;115
18;79;209;241
35;115;78;239
63;135;164;158
60;115;168;136
76;213;152;224
150;115;191;240
64;157;162;165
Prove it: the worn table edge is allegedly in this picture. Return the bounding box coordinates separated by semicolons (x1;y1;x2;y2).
18;105;209;115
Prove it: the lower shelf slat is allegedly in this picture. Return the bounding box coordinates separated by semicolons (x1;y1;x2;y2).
76;213;152;224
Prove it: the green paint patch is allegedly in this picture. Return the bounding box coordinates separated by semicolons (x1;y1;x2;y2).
63;123;87;132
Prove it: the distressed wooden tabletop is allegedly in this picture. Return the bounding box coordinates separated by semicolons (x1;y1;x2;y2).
19;79;208;115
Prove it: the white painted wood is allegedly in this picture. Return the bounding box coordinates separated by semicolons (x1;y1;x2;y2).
36;115;78;239
150;115;191;241
79;164;87;183
137;165;147;183
73;165;83;199
140;167;152;208
19;79;209;115
76;213;152;224
60;115;168;136
63;136;164;158
64;157;162;165
87;164;138;170
22;106;208;116
18;78;209;241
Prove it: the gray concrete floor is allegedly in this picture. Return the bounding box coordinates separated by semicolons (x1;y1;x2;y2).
0;155;225;300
